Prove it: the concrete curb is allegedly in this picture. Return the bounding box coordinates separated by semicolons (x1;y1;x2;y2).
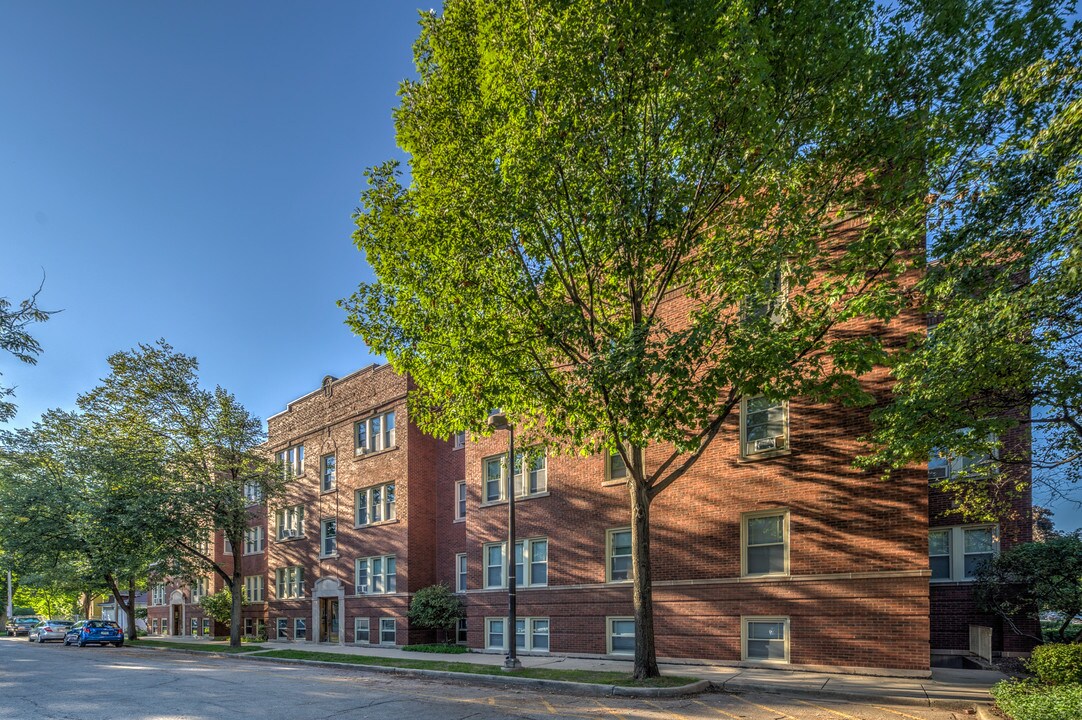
713;679;982;711
124;644;710;698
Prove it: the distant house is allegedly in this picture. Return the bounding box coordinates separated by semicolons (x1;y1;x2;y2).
100;591;148;632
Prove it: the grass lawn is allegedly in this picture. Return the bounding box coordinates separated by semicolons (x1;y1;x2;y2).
257;650;697;688
401;643;470;654
131;639;265;654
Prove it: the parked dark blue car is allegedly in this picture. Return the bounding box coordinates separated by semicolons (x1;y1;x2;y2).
63;620;124;647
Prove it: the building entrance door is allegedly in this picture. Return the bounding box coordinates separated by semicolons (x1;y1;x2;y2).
171;605;181;636
319;598;339;643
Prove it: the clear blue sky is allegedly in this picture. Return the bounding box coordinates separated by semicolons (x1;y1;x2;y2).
1;1;424;427
1;1;1077;531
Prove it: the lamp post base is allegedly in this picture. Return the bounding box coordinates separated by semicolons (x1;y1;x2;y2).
502;656;523;671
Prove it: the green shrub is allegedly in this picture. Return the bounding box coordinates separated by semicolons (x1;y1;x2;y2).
1027;643;1082;685
991;679;1082;720
407;584;464;638
401;643;469;654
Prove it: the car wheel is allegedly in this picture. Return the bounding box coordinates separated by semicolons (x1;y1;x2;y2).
38;635;44;643
63;638;70;646
113;641;123;647
77;640;86;647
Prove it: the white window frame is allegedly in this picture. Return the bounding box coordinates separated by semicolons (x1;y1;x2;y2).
456;553;467;593
320;518;337;557
355;555;397;595
294;617;306;640
244;526;265;555
929;432;999;482
275;505;305;541
355;410;396;455
275;445;305;478
482;538;547;589
485;616;550;652
452;431;466;450
275;566;304;599
276;618;289;640
223;537;234;555
456;618;468;645
202;617;210;635
606;528;632;583
243;481;263;504
606;451;628;484
379;617;396;645
929;524;1000;583
191;577;209;603
607;616;635;656
740;509;790;577
321;453;337;492
191;618;199;636
454;480;467;521
151;584;166;606
742;616;790;664
739;396;789;459
354;617;370;644
244;575;264;603
481;449;548;504
355;483;396;527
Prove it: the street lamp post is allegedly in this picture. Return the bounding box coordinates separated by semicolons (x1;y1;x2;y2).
487;411;522;671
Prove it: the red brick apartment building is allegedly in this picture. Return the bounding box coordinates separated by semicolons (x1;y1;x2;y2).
146;355;1033;675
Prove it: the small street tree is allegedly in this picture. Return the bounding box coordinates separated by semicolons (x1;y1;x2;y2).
407;584;464;644
343;0;1074;678
975;533;1082;644
0;282;54;422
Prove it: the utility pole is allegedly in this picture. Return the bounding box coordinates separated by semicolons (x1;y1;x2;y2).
6;570;13;620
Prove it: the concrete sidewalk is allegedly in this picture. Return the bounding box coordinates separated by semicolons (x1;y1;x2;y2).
144;635;1004;707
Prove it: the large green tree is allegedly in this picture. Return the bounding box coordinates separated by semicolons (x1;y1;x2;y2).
0;282;55;422
343;0;1073;677
862;17;1081;520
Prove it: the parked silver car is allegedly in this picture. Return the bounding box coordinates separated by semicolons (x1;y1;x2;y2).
28;620;74;643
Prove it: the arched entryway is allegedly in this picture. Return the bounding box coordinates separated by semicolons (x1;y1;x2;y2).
168;590;186;637
312;577;345;645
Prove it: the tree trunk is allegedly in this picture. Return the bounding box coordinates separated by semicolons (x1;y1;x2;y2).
230;533;243;647
127;577;137;639
104;574;137;640
81;591;92;620
629;474;660;679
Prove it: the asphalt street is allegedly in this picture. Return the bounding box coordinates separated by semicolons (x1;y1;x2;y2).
0;636;971;720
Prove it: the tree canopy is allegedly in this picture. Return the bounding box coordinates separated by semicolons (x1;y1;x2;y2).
344;0;1077;677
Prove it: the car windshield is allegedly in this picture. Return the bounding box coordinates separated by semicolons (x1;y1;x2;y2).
48;621;73;626
16;619;38;625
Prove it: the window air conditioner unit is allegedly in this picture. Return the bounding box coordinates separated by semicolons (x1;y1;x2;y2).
287;528;297;538
928;466;949;481
754;436;782;452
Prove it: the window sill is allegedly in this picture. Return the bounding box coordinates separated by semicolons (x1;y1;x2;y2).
353;445;399;460
740;572;790;580
453;518;465;524
738;449;792;463
275;536;307;543
480;491;550;508
321;488;337;495
319;553;340;560
930;578;977;584
353;518;400;530
243;550;265;556
601;479;626;487
606;579;633;585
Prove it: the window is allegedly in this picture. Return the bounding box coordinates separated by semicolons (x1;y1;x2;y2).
355;410;396;454
483;539;547;589
379;618;396;645
321;454;336;492
191;577;209;603
152;619;159;634
456;553;467;593
320;518;337;556
275;505;305;540
244;526;265;554
743;262;788;323
356;555;397;595
244;575;264;603
607;528;632;582
452;431;466;450
354;617;370;643
743;617;789;663
742;510;789;576
243;481;263;503
275;445;304;478
485;618;505;650
608;617;635;655
740;397;789;458
275;567;304;599
276;618;289;640
929;525;999;582
356;483;396;526
455;480;467;521
294;617;306;640
929;433;998;482
223;537;234;555
486;617;549;652
456;618;468;644
481;449;548;502
191;618;199;636
244;618;253;636
202;618;210;635
151;584;165;606
607;452;628;482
